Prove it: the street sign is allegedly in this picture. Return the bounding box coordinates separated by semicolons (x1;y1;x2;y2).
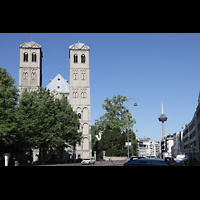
192;147;195;152
125;142;131;146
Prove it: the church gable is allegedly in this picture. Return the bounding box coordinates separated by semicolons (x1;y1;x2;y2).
69;42;90;50
70;44;78;50
80;44;89;50
46;73;69;94
20;41;41;49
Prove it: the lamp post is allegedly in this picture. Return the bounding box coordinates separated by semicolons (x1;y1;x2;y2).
126;98;137;158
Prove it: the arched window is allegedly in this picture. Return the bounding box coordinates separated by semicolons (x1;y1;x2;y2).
22;72;28;80
73;72;78;80
31;71;36;80
24;52;28;62
32;52;36;62
74;54;78;63
81;54;85;63
81;72;86;80
78;113;81;119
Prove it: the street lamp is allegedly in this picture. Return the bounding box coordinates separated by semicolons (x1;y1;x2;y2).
126;98;137;158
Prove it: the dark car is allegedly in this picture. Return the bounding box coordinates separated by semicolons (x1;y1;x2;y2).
123;158;180;166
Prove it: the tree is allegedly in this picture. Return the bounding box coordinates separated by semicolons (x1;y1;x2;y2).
53;95;82;147
94;94;136;132
93;94;138;157
17;87;82;161
97;127;127;157
17;88;43;149
0;67;18;154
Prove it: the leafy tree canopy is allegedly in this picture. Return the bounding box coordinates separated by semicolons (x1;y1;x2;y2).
94;94;136;132
0;67;18;149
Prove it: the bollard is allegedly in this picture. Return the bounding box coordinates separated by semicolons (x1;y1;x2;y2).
15;161;19;166
5;155;9;166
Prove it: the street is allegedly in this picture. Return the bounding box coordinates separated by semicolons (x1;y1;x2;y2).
40;161;125;166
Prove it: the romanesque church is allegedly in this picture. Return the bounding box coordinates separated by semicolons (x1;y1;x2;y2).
18;40;91;160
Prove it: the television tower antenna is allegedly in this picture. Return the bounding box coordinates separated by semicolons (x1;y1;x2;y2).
158;101;168;139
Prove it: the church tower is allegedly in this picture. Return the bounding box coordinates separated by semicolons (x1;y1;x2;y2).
69;42;91;159
19;40;43;95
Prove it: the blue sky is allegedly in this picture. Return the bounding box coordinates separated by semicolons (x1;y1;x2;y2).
1;33;200;142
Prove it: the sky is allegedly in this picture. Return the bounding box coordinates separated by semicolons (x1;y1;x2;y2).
1;33;200;142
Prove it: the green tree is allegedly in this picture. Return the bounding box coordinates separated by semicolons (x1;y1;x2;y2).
0;67;18;154
17;87;82;161
93;94;138;157
53;96;82;161
94;94;136;132
53;95;82;147
97;127;127;157
17;88;43;149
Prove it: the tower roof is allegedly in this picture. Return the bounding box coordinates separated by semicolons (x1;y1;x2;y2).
69;42;90;50
46;73;69;94
19;41;41;48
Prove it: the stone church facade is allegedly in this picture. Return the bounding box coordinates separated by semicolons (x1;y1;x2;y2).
19;40;91;160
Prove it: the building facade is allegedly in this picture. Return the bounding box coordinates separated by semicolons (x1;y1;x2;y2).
19;40;43;95
69;42;91;159
151;141;161;157
182;111;199;161
137;138;161;158
19;40;91;160
196;97;200;161
161;135;173;158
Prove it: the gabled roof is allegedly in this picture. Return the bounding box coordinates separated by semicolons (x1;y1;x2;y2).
46;73;69;94
19;40;41;48
69;42;90;50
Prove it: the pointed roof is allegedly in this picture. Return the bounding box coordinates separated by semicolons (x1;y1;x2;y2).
69;42;90;50
19;40;41;48
46;73;69;94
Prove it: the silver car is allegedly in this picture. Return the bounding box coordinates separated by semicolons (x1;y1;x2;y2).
81;158;95;165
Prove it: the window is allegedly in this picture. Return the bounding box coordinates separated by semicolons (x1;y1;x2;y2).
81;91;87;98
22;72;28;80
24;52;28;62
74;54;78;63
31;71;36;80
73;92;78;98
81;54;85;63
81;72;86;80
78;113;81;119
73;73;78;80
32;53;36;62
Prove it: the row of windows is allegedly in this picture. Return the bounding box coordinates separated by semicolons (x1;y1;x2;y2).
23;52;36;62
73;72;86;80
74;54;85;63
73;91;87;98
184;141;196;149
22;71;37;80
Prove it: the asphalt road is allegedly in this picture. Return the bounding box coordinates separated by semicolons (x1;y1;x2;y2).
41;161;125;166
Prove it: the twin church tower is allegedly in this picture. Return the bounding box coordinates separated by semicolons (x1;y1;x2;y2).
19;40;91;159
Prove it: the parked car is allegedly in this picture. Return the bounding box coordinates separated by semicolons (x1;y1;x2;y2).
127;156;145;162
175;154;189;166
81;158;95;165
123;158;180;166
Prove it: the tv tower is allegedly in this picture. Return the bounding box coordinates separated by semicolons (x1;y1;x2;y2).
158;101;168;138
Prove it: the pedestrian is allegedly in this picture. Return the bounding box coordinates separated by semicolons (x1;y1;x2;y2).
108;157;110;162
